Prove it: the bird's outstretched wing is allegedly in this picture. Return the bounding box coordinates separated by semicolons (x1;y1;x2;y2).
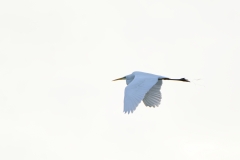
142;80;162;107
124;74;158;113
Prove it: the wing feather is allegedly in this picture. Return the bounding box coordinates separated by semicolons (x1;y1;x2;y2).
143;80;162;107
124;74;158;113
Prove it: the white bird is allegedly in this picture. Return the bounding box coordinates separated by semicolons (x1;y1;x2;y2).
113;71;190;114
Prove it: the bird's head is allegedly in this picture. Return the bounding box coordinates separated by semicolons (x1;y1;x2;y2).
113;74;135;85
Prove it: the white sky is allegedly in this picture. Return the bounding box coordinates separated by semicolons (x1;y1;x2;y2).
0;0;239;159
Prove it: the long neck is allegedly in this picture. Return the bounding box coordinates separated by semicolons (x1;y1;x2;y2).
162;78;190;82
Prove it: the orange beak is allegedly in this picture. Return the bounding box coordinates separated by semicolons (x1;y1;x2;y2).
112;77;126;81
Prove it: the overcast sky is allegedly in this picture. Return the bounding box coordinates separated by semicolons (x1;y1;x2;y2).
0;0;239;159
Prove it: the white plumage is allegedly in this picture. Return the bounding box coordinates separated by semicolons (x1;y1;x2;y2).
113;71;189;114
143;80;162;107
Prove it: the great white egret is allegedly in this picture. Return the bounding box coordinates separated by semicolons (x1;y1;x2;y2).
113;71;190;114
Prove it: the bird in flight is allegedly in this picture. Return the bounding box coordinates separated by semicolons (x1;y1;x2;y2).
113;71;190;114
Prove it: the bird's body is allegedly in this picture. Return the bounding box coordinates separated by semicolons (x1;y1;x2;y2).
113;71;189;114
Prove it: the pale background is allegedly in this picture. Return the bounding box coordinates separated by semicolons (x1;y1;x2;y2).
0;0;239;159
